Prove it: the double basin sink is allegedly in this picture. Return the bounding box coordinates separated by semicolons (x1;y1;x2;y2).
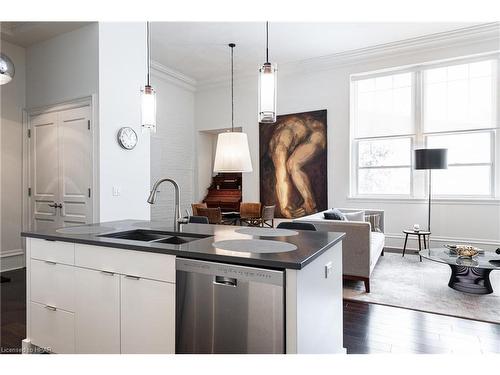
99;229;211;245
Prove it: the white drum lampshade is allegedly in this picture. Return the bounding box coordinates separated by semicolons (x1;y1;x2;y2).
213;132;253;173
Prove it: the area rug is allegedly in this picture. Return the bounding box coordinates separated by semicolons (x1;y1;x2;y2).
343;252;500;324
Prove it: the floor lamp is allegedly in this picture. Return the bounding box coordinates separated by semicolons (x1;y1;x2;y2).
414;148;448;232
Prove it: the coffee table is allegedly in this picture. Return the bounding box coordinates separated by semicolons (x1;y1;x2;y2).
419;248;500;295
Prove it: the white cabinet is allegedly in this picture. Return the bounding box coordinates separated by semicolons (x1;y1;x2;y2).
27;238;176;354
120;275;175;354
74;267;120;354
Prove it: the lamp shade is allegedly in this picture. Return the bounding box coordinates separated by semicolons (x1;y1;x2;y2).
213;132;253;173
414;148;448;170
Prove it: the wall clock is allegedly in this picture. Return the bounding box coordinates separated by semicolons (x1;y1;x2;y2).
117;127;138;150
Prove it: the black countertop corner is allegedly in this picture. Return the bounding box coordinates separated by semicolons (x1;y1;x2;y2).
21;220;345;270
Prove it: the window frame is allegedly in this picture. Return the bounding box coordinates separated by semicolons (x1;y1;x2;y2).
349;53;500;200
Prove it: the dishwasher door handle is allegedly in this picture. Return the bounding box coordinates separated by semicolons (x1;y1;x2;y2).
213;276;237;287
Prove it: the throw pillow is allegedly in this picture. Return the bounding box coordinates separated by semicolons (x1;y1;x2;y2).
365;214;382;232
343;211;365;222
323;208;346;221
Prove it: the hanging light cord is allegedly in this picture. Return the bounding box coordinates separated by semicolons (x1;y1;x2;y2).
230;43;234;131
147;21;151;86
266;21;269;63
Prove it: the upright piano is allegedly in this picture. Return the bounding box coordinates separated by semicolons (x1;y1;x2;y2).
203;173;242;212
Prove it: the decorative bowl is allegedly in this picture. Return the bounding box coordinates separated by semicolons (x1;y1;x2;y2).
456;245;480;258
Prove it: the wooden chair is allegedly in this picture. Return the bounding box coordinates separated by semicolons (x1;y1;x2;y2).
191;202;207;216
240;202;262;227
197;207;223;224
260;205;276;228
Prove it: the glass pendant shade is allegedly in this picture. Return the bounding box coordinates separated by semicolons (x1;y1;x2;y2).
141;85;156;133
213;132;253;173
0;53;15;85
258;62;277;123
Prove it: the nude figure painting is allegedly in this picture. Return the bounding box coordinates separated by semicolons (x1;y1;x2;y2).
259;110;327;219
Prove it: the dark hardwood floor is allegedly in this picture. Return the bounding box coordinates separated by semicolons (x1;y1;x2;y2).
1;268;26;354
1;268;500;354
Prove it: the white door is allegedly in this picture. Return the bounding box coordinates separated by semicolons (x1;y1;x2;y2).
75;267;120;353
120;276;175;354
29;105;92;230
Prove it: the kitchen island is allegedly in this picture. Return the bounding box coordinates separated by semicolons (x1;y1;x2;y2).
21;220;345;354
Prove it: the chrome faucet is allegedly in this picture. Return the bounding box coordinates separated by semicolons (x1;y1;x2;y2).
147;178;187;231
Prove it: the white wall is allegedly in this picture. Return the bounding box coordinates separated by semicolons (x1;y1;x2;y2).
0;40;26;271
98;22;150;222
26;23;99;109
195;37;500;251
150;69;195;224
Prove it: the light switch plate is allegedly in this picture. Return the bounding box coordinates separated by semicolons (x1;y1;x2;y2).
112;186;121;196
325;262;333;278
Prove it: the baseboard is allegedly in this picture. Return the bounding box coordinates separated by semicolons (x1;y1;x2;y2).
1;249;25;272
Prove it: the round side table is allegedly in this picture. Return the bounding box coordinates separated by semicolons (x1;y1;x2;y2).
402;229;431;262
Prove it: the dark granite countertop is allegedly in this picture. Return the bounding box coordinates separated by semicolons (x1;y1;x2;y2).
21;220;345;270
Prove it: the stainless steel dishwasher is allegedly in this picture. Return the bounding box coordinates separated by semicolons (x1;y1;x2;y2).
176;258;285;354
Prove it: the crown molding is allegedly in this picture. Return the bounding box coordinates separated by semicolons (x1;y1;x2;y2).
196;22;500;91
151;60;197;92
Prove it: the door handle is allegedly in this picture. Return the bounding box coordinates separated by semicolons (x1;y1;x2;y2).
48;203;57;208
101;270;115;276
56;203;63;209
124;275;141;280
214;276;237;287
45;305;57;311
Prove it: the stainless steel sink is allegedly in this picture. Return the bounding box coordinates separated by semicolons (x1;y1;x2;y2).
98;229;211;244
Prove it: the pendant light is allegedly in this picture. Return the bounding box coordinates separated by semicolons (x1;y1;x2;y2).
258;21;277;123
141;21;156;133
0;53;15;85
213;43;253;173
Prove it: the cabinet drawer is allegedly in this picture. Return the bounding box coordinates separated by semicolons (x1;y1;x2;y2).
75;244;175;283
30;302;75;354
30;238;75;265
30;259;75;312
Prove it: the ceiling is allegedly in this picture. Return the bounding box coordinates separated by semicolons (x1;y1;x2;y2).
1;22;91;47
150;22;482;82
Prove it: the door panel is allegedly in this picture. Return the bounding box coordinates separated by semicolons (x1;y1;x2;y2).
30;112;59;231
75;267;120;353
121;276;175;354
58;107;92;227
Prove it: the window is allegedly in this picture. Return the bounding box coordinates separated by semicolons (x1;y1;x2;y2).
351;56;498;198
352;71;415;196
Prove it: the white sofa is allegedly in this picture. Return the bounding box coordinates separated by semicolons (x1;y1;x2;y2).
295;208;385;292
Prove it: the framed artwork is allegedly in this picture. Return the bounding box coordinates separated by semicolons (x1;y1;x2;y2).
259;109;327;219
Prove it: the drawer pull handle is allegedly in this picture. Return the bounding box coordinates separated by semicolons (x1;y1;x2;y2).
125;275;140;280
44;260;57;265
101;271;115;276
45;305;57;311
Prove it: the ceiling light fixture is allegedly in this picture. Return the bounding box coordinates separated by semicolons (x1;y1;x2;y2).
0;53;15;85
258;21;277;123
213;43;253;173
141;21;156;133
